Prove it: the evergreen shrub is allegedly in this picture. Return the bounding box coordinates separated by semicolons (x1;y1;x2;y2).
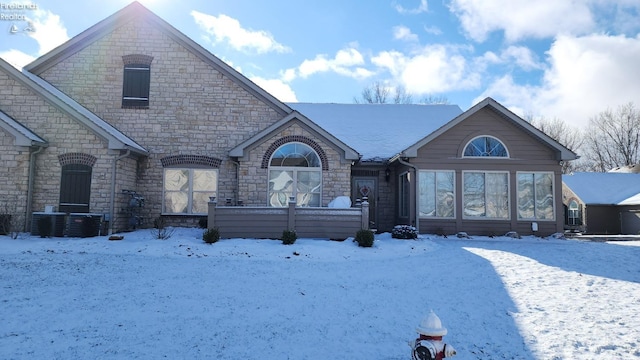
391;225;418;239
355;229;374;247
203;227;220;244
281;229;297;245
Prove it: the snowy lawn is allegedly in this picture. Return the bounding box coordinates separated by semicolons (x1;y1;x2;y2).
1;228;639;359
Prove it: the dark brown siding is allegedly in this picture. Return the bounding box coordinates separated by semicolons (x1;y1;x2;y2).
411;107;564;236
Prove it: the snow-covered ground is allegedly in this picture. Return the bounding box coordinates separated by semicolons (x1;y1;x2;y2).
1;228;639;359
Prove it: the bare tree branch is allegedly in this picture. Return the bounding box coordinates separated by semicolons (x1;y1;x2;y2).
583;103;640;171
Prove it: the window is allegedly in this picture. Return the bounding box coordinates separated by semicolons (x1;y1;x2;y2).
517;172;554;220
59;164;92;213
268;143;321;207
163;168;218;214
419;171;454;218
399;172;410;218
463;171;509;219
463;136;508;157
122;63;150;108
568;200;581;225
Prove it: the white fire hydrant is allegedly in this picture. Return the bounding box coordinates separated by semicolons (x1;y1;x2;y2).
410;310;457;360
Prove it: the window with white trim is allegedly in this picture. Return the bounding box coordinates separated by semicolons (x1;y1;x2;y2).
163;168;218;214
517;172;554;220
568;200;581;225
419;170;455;218
268;142;321;207
463;171;509;219
463;136;508;157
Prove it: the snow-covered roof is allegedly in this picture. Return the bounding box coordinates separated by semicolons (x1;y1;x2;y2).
286;103;463;161
563;172;640;205
609;164;640;173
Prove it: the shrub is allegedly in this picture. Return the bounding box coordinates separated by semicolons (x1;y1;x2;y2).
355;229;375;247
152;216;174;240
37;216;52;238
391;225;418;239
203;227;220;244
281;229;297;245
198;217;208;229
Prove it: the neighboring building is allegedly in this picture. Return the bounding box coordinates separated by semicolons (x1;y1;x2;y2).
0;2;577;237
563;172;640;235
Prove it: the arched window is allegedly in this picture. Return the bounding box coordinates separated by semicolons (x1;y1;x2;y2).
463;136;508;157
568;200;581;225
268;142;321;207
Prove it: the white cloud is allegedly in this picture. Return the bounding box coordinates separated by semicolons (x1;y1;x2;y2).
0;7;68;69
394;0;428;14
372;44;480;94
423;25;443;36
250;76;298;102
449;0;595;42
191;11;290;54
25;8;69;55
393;25;418;42
480;46;543;71
298;48;373;80
477;34;640;129
0;49;35;69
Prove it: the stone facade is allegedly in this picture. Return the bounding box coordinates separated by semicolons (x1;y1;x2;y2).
0;69;116;231
239;122;351;206
0;127;30;229
11;8;360;233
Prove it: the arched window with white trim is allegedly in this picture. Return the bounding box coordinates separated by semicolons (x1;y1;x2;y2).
463;136;509;157
268;142;322;207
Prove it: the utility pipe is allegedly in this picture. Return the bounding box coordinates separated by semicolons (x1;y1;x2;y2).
108;149;130;235
25;145;45;231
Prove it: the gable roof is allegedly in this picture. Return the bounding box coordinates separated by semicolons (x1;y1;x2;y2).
287;102;463;161
563;172;640;205
229;111;360;161
0;110;47;147
24;1;291;117
0;57;147;155
402;97;579;160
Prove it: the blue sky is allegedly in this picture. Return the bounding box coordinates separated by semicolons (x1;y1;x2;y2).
1;0;640;129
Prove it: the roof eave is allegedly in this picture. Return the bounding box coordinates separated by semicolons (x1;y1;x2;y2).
230;111;360;161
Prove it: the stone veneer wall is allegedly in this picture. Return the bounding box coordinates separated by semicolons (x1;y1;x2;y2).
0;127;30;230
0;71;115;229
238;122;351;206
38;18;286;225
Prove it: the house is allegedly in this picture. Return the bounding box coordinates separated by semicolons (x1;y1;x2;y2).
0;2;577;238
562;172;640;234
290;100;578;236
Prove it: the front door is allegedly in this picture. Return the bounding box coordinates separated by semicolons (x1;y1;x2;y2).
352;177;377;230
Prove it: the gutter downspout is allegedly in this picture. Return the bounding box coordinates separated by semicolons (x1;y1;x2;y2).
108;150;130;235
396;157;419;232
230;159;240;205
26;145;45;232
